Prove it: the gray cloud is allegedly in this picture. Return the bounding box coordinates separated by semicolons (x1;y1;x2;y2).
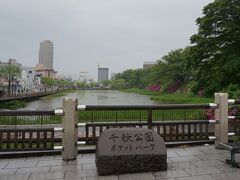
0;0;213;80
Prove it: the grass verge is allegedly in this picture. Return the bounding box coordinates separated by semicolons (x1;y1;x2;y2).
41;89;77;99
121;88;213;104
0;100;25;110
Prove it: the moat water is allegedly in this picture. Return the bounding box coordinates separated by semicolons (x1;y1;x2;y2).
20;90;159;110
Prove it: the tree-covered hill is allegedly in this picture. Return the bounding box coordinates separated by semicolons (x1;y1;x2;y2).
111;0;240;98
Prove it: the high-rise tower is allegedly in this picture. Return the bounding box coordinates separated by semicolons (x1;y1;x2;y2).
98;68;109;83
39;40;53;69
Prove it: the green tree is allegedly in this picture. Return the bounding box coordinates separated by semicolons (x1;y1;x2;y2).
76;81;88;88
153;48;192;92
89;81;97;88
111;79;126;89
112;68;154;89
54;79;65;88
102;80;111;88
0;63;21;96
41;77;74;91
189;0;240;96
41;77;54;91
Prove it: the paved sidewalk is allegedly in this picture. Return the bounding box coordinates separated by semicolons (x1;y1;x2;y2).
0;145;239;180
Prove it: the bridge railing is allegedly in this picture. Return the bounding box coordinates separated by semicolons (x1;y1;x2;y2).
0;110;63;152
0;93;240;159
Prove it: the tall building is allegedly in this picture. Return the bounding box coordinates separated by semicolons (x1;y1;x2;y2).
98;68;109;82
39;40;53;69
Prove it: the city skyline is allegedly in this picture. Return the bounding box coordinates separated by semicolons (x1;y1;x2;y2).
0;0;214;81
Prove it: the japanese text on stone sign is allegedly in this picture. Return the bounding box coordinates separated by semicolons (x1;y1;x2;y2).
108;132;155;153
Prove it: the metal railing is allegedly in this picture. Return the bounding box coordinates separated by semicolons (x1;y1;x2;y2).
0;105;209;125
73;104;217;146
0;110;62;125
77;104;213;124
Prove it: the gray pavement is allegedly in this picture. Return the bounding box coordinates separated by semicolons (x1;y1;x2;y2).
0;145;239;180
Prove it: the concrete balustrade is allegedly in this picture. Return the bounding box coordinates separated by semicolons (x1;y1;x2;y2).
214;93;228;148
62;98;78;160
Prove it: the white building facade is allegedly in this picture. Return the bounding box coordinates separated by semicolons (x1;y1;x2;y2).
18;66;43;93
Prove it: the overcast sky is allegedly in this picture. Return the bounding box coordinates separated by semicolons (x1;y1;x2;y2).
0;0;213;81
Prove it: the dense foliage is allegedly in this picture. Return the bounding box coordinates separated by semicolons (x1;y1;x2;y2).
112;69;154;89
189;0;240;96
152;48;192;92
112;48;192;93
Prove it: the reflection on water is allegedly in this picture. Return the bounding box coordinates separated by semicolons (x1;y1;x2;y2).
20;90;159;110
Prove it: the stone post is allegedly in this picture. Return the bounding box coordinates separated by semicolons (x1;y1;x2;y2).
214;93;228;148
62;98;78;160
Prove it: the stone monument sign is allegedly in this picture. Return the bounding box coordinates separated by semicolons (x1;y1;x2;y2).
96;128;167;175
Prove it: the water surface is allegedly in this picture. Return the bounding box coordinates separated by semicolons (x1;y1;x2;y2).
20;90;159;110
